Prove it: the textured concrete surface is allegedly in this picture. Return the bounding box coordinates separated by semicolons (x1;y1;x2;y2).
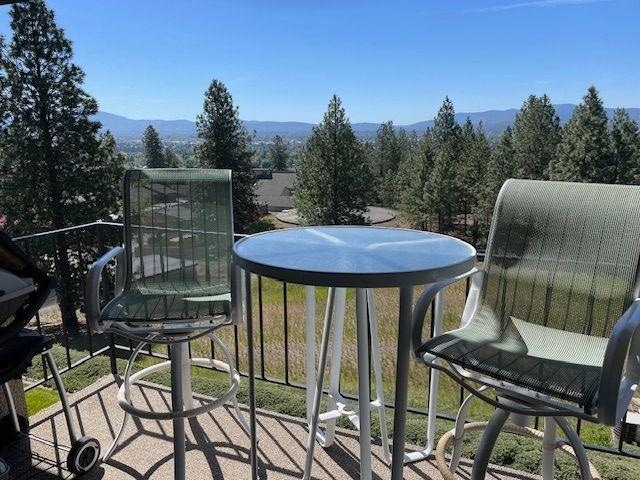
0;376;539;479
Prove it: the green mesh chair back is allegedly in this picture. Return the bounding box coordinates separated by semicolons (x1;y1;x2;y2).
421;179;640;408
101;169;234;324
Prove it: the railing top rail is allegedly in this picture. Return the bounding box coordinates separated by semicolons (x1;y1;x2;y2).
13;220;124;241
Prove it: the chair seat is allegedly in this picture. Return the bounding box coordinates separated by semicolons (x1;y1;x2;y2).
419;312;609;410
101;283;231;323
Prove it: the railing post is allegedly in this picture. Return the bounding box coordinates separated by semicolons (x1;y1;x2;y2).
96;221;118;375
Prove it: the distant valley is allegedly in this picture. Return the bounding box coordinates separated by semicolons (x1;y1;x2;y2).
95;105;640;141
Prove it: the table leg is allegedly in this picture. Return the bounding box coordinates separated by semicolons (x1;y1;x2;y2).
305;286;316;424
303;288;336;480
356;288;372;480
245;271;258;479
391;286;413;480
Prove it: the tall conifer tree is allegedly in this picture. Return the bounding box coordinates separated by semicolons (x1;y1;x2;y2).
610;108;640;184
142;125;165;168
426;97;460;232
398;131;434;230
195;79;258;232
268;135;288;170
476;127;517;243
512;94;560;179
294;95;373;225
550;86;612;182
0;0;122;331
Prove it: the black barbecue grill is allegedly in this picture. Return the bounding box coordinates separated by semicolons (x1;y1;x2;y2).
0;230;100;476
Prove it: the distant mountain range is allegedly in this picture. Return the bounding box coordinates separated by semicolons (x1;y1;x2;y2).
95;104;640;140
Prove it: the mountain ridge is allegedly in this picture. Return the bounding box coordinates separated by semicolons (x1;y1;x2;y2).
95;105;640;140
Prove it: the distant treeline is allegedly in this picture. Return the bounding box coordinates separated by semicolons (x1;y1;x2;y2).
363;86;640;247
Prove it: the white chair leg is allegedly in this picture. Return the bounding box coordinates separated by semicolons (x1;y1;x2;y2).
542;418;556;480
208;332;250;435
367;289;391;464
103;339;149;461
449;391;478;472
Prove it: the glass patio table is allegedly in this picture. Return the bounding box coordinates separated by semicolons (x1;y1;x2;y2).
232;226;476;480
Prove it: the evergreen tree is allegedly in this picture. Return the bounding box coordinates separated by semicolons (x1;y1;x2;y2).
163;147;182;168
397;131;434;230
0;0;122;331
372;121;404;206
461;121;490;242
268;134;288;170
476;127;517;244
550;86;612;183
195;79;258;232
610;108;640;184
142;124;165;168
456;119;476;233
512;94;560;179
294;95;373;225
426;97;461;232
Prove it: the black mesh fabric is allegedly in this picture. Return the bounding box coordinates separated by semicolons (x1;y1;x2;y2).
420;180;640;409
101;169;234;324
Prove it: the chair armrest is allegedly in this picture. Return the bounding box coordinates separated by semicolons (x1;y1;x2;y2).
411;267;480;358
85;246;124;334
598;298;640;426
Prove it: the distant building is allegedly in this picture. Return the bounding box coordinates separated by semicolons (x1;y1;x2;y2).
254;170;296;212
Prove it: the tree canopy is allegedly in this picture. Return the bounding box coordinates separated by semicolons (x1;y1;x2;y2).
195;79;258;233
0;0;123;330
268;135;289;170
294;95;373;225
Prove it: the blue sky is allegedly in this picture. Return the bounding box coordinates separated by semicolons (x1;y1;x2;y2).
1;0;638;124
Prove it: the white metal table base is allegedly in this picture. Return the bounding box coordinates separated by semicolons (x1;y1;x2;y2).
303;287;391;480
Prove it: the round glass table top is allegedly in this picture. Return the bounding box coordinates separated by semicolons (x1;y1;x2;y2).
233;226;476;288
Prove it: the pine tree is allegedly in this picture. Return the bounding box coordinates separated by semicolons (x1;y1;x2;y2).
268;135;289;170
294;95;373;225
163;147;182;168
0;0;122;332
195;79;258;232
397;131;434;230
550;86;612;183
476;127;517;244
372;121;404;206
463;121;490;242
426;97;461;232
610;109;640;184
512;94;560;179
142;124;165;168
456;118;476;233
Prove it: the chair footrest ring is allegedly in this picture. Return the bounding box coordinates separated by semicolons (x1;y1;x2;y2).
117;357;240;420
434;422;602;480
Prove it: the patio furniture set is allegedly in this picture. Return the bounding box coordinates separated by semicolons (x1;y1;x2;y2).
2;169;639;480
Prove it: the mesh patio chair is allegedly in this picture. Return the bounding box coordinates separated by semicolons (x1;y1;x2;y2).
85;169;248;480
411;179;640;480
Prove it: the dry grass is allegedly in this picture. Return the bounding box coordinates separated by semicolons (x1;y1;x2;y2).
35;277;615;447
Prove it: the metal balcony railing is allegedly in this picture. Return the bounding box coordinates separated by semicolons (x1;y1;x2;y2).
11;221;640;461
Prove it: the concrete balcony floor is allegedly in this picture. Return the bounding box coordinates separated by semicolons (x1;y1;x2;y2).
1;376;539;479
